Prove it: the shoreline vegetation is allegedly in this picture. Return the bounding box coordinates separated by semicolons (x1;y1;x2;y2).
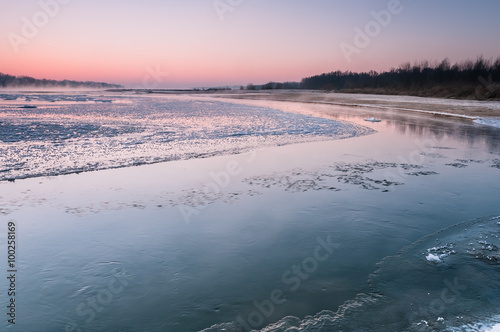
298;56;500;101
0;73;122;89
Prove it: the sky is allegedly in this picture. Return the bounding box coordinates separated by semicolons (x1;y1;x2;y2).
1;0;500;89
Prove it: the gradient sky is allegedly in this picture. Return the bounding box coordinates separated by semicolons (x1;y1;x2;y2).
1;0;500;88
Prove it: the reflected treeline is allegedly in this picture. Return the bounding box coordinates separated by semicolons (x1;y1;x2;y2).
306;104;500;153
384;114;500;153
0;73;122;89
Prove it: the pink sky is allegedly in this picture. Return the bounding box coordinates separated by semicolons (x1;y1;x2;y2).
1;0;499;88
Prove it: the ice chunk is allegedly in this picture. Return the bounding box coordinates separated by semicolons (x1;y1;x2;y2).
426;253;441;262
474;118;500;129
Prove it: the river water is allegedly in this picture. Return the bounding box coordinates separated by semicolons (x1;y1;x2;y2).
0;92;499;331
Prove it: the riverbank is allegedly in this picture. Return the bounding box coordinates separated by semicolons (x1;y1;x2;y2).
208;90;500;119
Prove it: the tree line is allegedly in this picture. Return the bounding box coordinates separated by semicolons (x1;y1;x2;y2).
0;73;122;89
248;56;500;100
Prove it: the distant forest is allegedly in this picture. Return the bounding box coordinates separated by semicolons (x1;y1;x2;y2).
252;57;500;100
0;73;122;89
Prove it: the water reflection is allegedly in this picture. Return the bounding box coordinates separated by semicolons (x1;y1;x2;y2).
294;102;500;153
384;114;500;152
